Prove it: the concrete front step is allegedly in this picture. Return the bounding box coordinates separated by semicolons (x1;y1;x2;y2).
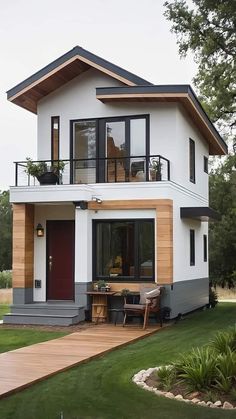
10;303;83;317
3;304;85;326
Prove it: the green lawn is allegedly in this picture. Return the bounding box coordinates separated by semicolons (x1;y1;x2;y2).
0;329;68;354
0;304;236;419
0;304;9;320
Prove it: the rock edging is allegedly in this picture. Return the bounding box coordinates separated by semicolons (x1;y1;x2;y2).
132;366;235;410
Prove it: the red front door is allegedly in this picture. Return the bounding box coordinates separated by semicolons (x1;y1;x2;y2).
47;220;75;300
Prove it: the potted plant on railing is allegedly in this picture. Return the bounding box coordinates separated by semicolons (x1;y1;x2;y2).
149;158;162;181
25;158;65;185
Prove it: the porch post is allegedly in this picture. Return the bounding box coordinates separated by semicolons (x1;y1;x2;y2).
74;207;92;307
12;204;34;304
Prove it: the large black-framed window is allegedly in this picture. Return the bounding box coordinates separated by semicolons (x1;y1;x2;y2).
189;138;195;183
93;219;154;281
70;114;150;183
190;229;195;266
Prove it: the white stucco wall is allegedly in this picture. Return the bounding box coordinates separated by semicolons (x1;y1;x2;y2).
23;68;211;303
37;68;209;201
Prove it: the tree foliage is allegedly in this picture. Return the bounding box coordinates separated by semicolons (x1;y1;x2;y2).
164;0;236;134
209;155;236;287
0;191;12;271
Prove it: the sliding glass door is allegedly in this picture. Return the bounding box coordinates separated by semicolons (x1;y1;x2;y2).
72;120;97;184
71;115;149;184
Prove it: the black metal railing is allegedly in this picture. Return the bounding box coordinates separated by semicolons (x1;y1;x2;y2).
14;155;170;186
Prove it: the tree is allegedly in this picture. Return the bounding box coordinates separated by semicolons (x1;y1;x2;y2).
164;0;236;136
0;191;12;271
209;155;236;287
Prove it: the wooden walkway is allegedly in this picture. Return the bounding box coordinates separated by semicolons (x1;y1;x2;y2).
0;324;161;398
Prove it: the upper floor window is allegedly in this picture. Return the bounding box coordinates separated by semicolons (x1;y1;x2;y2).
189;138;195;183
204;156;208;174
51;116;60;161
190;229;195;266
71;115;149;183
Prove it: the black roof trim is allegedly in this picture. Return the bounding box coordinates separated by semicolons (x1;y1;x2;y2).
180;207;221;221
96;85;227;153
7;46;152;99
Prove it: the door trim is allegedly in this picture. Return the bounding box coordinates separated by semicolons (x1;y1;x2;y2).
46;220;75;301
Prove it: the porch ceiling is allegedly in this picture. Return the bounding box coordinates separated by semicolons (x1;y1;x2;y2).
180;206;221;222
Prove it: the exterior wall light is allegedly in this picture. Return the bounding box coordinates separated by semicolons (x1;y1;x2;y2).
92;196;102;204
36;223;44;237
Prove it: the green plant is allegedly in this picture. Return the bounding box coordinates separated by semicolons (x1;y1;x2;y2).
120;288;130;297
0;270;12;288
230;387;236;401
156;365;176;391
96;280;107;290
175;347;217;391
213;349;236;394
209;287;218;308
204;389;219;403
209;327;236;354
149;158;162;173
25;158;65;179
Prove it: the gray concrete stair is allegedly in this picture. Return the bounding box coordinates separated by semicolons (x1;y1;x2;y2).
3;303;85;326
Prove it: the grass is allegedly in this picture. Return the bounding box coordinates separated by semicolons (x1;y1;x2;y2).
0;329;68;354
0;304;9;320
0;304;236;419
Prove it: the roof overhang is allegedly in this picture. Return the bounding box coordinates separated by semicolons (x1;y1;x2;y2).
180;207;221;222
7;46;152;114
96;85;227;156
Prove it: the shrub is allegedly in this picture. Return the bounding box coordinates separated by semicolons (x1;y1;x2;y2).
209;287;218;307
156;366;176;391
214;349;236;394
0;270;12;288
174;348;217;391
209;327;236;354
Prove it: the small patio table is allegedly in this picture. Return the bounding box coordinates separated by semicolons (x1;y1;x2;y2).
85;291;117;323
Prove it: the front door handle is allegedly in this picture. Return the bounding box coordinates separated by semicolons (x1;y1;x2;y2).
49;256;53;272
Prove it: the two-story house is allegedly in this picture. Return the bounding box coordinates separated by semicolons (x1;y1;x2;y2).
4;46;227;325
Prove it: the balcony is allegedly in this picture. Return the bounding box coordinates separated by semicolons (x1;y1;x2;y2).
14;155;170;187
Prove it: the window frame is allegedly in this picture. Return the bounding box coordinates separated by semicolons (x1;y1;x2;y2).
203;234;207;262
190;229;195;266
189;138;196;183
204;156;208;174
70;114;150;183
92;218;155;282
51;116;60;161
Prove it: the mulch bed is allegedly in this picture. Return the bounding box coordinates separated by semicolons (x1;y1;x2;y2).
146;371;236;407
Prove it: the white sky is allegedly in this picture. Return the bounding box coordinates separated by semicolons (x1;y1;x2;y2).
0;0;196;190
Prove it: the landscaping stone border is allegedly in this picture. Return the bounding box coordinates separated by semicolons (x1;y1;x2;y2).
132;367;235;410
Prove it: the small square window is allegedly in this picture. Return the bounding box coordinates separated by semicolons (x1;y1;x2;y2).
204;156;208;174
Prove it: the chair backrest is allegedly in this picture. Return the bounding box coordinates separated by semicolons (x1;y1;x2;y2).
139;286;161;309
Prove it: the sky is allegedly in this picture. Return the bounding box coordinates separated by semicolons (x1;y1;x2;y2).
0;0;197;190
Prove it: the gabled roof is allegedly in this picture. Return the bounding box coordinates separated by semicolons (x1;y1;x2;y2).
7;46;152;113
96;85;227;155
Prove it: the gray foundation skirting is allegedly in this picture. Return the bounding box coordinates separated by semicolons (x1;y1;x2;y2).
161;277;209;319
13;288;33;305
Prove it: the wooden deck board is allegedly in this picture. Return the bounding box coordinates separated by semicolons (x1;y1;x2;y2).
0;324;161;398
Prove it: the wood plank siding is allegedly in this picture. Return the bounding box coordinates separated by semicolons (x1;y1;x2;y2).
12;204;34;288
88;199;173;284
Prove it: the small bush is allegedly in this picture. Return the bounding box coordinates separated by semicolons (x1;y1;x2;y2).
174;347;217;391
156;366;176;391
0;271;12;288
210;327;236;354
209;287;218;307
